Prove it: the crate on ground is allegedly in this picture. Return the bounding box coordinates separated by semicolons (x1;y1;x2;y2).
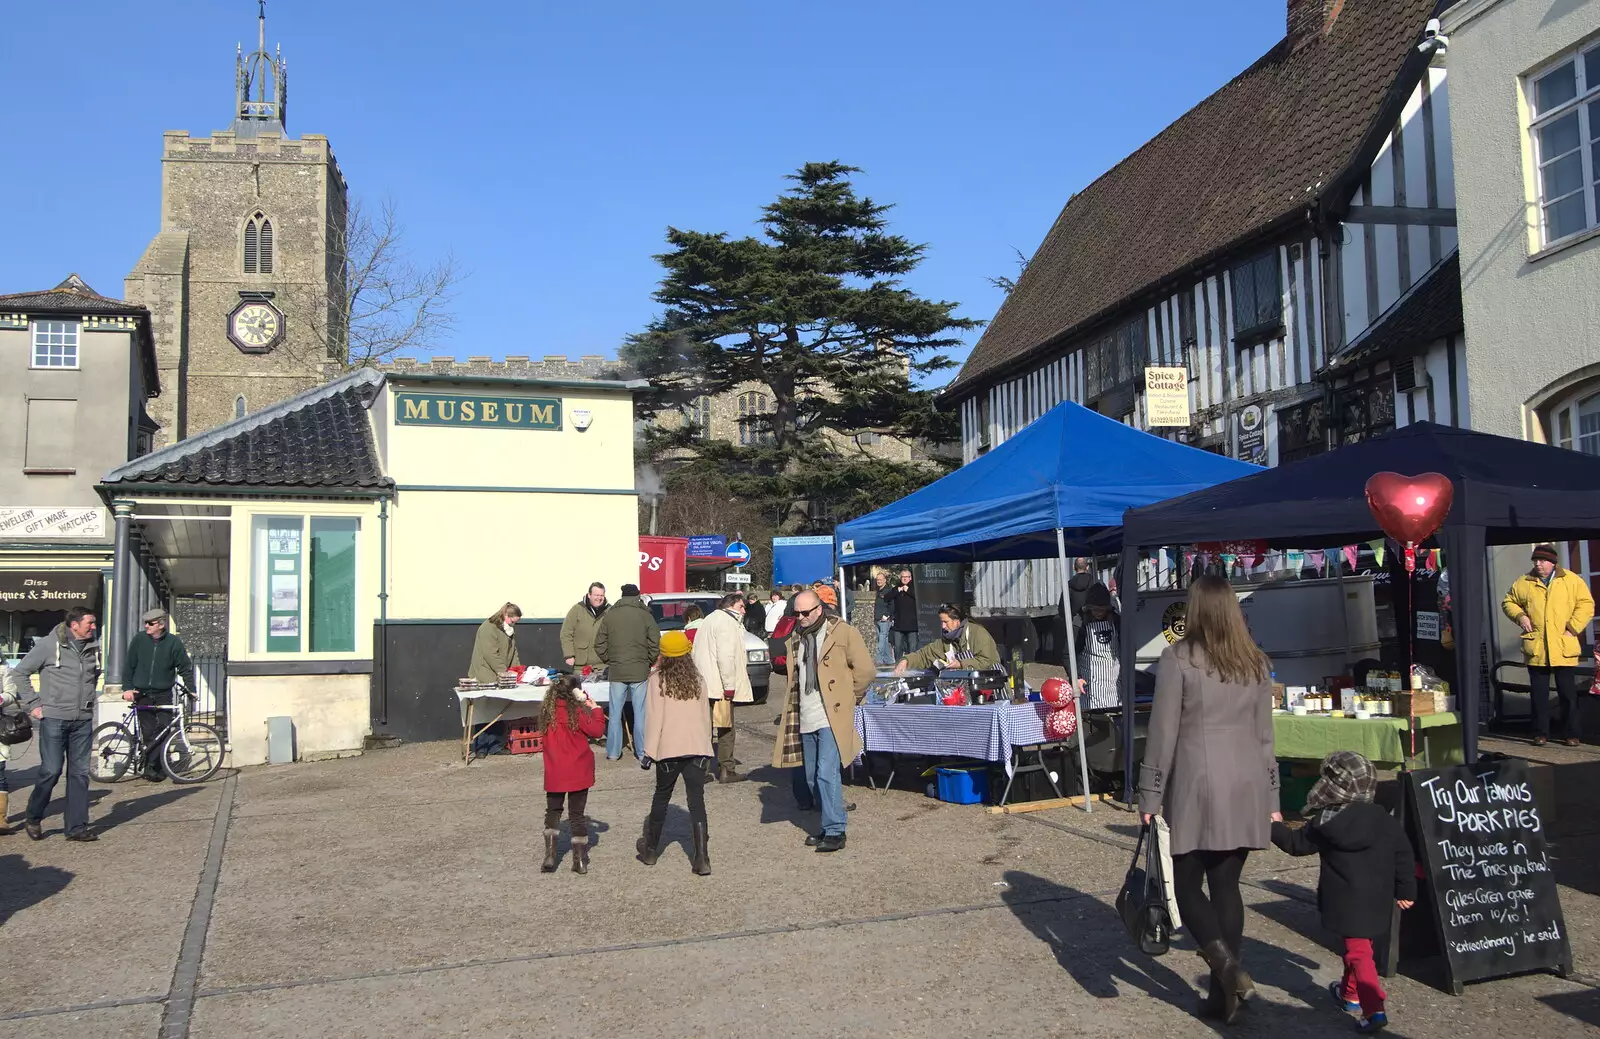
507;719;543;755
934;766;988;804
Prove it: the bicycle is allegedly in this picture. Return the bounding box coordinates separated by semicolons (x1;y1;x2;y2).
90;680;225;784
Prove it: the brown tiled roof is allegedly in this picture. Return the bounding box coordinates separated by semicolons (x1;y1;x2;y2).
0;273;144;315
946;0;1443;399
1325;251;1461;371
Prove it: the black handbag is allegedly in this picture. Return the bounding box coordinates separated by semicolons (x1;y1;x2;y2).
1115;822;1173;956
0;709;32;747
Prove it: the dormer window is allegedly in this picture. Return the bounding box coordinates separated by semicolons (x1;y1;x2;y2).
31;320;80;369
243;212;275;274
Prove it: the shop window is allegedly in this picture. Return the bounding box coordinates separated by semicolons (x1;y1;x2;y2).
1527;42;1600;246
1278;398;1328;463
24;398;77;472
1230;250;1283;343
1335;381;1395;446
31;320;79;368
251;515;359;653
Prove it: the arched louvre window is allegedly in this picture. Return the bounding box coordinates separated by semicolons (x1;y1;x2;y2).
737;391;773;446
235;396;247;420
244;212;275;274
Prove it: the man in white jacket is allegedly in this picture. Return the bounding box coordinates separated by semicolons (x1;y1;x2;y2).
693;593;754;783
763;590;787;634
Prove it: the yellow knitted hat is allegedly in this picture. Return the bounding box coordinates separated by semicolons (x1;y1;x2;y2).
660;630;692;658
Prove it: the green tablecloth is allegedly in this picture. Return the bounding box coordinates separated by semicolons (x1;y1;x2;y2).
1272;711;1463;770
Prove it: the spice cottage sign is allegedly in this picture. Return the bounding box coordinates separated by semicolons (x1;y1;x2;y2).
0;506;105;540
394;392;563;430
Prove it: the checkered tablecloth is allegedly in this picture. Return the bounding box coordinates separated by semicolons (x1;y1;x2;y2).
853;701;1054;776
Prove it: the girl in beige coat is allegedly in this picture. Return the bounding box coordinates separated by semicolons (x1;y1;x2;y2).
638;631;715;874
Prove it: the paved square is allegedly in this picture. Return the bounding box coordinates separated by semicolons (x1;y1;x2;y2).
2;717;1598;1037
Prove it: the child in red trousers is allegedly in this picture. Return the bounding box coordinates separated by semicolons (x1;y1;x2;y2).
1272;750;1416;1033
540;676;606;874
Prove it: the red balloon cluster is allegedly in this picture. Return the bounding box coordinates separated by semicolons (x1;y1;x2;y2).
1040;676;1078;739
1364;472;1454;546
1040;676;1072;707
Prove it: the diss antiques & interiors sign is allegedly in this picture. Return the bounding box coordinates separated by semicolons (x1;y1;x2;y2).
0;506;105;540
0;571;102;608
394;392;562;430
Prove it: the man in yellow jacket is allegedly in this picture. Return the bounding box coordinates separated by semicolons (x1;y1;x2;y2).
1503;544;1595;746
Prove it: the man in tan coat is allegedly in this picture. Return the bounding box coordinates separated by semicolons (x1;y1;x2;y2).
774;590;874;852
692;593;754;783
1503;544;1596;746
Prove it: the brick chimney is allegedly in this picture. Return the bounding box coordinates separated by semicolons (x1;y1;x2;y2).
1287;0;1345;45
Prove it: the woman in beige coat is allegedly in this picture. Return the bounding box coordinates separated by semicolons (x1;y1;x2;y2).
1139;575;1278;1025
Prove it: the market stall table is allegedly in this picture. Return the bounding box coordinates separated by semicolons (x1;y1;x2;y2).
1272;710;1463;770
852;701;1077;805
454;681;612;762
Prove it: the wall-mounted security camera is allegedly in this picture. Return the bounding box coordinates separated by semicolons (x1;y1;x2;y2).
1417;17;1449;60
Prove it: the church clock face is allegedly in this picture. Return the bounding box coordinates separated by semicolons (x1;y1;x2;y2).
228;299;285;354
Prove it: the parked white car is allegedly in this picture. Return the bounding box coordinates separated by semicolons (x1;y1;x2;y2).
646;593;771;703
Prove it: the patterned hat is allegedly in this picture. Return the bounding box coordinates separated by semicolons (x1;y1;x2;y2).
1303;750;1377;814
660;630;692;658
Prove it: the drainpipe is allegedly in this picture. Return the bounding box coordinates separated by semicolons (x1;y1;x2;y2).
106;501;135;692
377;497;390;727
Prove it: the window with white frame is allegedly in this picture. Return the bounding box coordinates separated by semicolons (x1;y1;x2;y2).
31;320;79;368
1551;388;1600;456
1528;40;1600;246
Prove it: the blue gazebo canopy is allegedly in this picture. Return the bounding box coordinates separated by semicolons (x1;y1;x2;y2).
835;401;1259;564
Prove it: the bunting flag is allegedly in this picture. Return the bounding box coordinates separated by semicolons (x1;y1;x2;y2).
1307;549;1325;572
1221;553;1237;573
1286;549;1305;572
1343;545;1358;571
1369;539;1386;568
1429;548;1443;571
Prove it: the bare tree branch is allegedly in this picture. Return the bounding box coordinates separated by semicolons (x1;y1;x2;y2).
278;197;462;371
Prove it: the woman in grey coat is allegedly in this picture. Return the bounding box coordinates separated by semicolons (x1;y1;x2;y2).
1138;575;1278;1024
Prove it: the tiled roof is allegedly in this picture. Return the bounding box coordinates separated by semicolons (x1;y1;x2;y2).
104;369;391;492
379;354;637;382
0;274;145;315
946;0;1443;398
1326;251;1461;371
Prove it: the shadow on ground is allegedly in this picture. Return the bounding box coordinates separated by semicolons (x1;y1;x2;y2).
1000;870;1388;1035
0;854;72;927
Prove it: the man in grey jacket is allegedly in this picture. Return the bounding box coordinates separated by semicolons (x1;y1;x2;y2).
4;607;102;841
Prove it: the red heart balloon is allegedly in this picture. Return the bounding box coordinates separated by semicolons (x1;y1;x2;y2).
1364;472;1454;546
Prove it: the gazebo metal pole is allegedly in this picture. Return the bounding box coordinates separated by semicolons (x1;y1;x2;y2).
1056;528;1093;813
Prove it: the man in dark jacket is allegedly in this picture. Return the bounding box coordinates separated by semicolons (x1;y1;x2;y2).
872;571;895;666
123;608;195;782
595;584;660;763
887;568;919;660
4;607;102;841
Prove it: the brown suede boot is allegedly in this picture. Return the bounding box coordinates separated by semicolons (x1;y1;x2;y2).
0;792;13;836
570;835;589;875
540;829;559;873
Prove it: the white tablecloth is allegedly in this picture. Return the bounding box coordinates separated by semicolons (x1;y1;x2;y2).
852;701;1055;777
455;681;612;727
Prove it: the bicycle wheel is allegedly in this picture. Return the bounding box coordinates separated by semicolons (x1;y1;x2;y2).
91;723;139;783
162;721;225;784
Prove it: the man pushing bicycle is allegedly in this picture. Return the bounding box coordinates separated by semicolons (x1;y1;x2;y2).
123;609;195;783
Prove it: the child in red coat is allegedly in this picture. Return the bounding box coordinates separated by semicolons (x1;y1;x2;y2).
540;676;606;874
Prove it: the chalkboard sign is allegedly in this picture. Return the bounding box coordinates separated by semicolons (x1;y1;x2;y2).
1404;759;1571;993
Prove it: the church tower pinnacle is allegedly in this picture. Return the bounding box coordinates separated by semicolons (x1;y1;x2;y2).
234;1;288;135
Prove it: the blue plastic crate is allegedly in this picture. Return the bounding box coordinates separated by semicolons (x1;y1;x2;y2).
935;766;989;804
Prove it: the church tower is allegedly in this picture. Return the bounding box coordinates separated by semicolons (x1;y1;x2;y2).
127;3;347;443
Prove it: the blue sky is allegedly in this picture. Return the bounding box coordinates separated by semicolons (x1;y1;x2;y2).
0;0;1287;382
